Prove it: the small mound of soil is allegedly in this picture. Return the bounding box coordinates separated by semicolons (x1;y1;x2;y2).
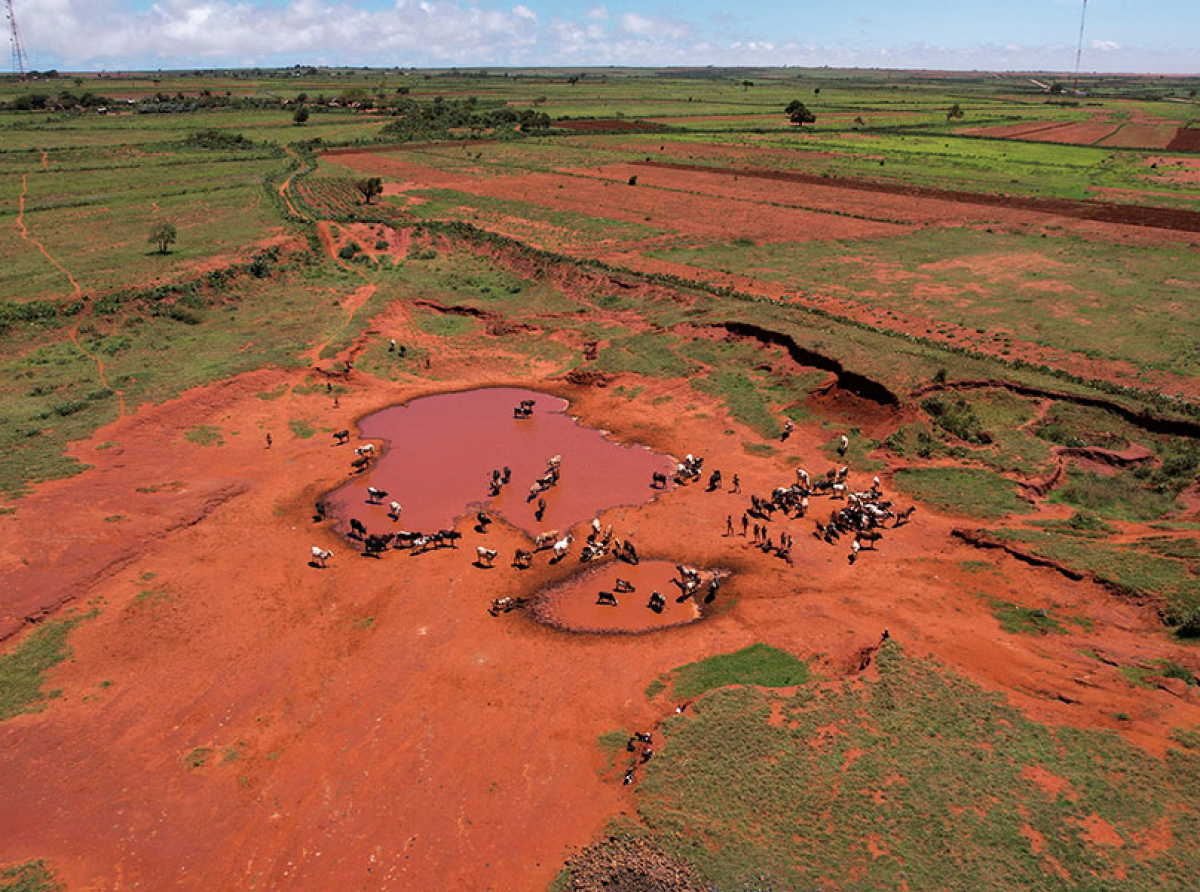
565;836;706;892
564;369;613;386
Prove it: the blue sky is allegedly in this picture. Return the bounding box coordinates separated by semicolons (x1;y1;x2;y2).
15;0;1200;73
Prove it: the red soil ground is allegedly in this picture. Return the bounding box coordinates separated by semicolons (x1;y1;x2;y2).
3;163;1199;888
1167;128;1200;151
2;334;1199;890
963;118;1122;146
556;120;667;133
332;152;907;245
1100;124;1181;150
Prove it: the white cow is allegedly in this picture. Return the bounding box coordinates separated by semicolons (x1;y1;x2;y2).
552;534;575;561
310;546;333;568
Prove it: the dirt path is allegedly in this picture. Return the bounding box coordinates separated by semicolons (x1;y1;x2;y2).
16;174;127;418
278;146;306;220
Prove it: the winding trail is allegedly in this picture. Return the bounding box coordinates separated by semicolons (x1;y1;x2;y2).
16;174;126;417
302;221;379;365
278;146;306;220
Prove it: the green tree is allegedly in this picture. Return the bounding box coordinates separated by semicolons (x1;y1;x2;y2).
149;221;177;255
355;177;383;205
785;100;816;127
946;102;964;122
292;106;309;125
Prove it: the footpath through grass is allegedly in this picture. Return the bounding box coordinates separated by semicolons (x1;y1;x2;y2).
629;642;1200;891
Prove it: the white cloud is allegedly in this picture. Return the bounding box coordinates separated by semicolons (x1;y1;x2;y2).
11;0;1199;73
619;11;692;41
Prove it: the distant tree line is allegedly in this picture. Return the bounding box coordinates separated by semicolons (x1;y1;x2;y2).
379;96;551;141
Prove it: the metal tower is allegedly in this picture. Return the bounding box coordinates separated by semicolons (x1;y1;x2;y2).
1072;0;1088;94
6;0;29;80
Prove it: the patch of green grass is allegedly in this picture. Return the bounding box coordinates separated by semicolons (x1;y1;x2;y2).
254;383;289;401
989;599;1066;636
818;430;882;470
0;859;62;892
184;424;223;447
1051;465;1180;522
922;394;989;444
597;729;630;755
1120;660;1197;688
960;560;997;574
134;585;174;607
287;418;317;439
631;641;1200;891
184;746;212;770
671;644;810;700
742;441;777;457
884;422;944;460
592;332;694;379
992;528;1200;625
645;678;666;699
1034;401;1140;450
413;311;479;337
1028;510;1116;538
691;369;778;438
894;467;1027;518
653;224;1200;376
1171;727;1200;751
0;613;92;722
1132;536;1200;561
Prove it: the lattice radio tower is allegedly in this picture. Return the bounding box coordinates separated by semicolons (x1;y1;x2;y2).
6;0;30;80
1072;0;1088;94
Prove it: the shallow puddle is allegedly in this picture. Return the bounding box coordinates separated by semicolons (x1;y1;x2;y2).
325;387;675;539
532;561;714;634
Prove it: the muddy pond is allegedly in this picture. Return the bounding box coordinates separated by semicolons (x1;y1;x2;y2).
326;387;676;539
532;561;716;634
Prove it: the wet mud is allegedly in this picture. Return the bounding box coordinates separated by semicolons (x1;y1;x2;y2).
324;387;676;539
531;561;714;634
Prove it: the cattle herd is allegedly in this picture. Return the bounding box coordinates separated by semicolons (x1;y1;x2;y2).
309;415;914;615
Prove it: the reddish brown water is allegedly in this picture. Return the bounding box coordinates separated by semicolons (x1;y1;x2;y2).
532;561;710;634
326;387;675;539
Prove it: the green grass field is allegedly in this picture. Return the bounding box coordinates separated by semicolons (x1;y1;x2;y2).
632;642;1200;891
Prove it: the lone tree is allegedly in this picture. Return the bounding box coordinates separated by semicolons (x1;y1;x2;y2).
785;100;816;128
355;177;383;205
946;102;964;122
149;220;177;255
292;106;309;125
